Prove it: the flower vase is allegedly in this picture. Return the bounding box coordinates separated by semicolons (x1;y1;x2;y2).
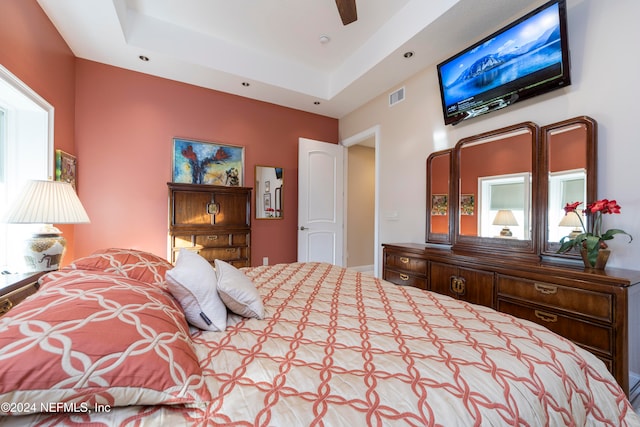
580;248;611;269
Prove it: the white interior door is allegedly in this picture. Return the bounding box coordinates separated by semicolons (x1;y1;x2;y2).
297;138;344;264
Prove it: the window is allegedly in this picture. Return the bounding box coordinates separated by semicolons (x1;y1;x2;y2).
548;169;586;242
0;65;54;271
478;172;532;240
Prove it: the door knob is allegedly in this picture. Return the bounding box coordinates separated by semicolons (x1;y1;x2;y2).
299;226;307;230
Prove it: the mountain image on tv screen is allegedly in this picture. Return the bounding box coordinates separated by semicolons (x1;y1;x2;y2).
439;3;564;115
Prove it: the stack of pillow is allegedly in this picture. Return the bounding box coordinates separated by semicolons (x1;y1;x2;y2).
165;249;264;332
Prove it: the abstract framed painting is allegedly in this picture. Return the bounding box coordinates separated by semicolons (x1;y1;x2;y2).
172;138;244;186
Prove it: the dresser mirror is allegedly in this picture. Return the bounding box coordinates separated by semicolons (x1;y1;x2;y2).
453;122;539;257
541;116;597;258
255;165;283;219
426;149;453;244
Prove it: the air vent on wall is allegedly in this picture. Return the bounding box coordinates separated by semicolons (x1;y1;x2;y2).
389;87;405;106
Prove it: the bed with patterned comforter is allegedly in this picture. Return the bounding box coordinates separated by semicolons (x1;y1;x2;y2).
0;248;638;426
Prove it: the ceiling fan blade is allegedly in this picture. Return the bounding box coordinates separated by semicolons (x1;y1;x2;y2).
335;0;357;25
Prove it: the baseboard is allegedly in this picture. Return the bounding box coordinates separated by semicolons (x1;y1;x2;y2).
347;264;374;273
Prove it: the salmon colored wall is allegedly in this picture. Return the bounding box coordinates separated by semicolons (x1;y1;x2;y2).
74;60;338;265
0;0;79;263
459;133;532;236
548;126;586;173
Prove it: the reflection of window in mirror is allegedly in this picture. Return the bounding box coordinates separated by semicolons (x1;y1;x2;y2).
478;173;531;240
548;169;586;242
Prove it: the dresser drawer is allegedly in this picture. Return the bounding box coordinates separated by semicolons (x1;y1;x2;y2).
198;246;244;261
497;275;612;323
384;270;427;290
385;254;427;276
195;233;248;248
497;299;612;356
195;234;231;248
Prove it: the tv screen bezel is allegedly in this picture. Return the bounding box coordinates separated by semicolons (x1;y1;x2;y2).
437;0;571;126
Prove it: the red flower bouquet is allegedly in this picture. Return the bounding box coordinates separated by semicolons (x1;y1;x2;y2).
557;199;632;267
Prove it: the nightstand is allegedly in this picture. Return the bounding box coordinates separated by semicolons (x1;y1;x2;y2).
0;271;46;316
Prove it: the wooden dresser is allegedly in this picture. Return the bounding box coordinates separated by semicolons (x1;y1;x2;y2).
168;183;252;267
383;242;640;396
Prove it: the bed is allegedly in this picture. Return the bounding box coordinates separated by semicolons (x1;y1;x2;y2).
0;248;638;426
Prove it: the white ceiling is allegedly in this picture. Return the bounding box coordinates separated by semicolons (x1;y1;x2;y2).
37;0;543;118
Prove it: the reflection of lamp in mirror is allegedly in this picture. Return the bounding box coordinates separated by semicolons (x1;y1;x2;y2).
559;211;583;238
493;209;518;237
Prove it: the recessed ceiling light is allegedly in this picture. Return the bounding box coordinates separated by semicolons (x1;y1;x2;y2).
242;82;250;87
139;55;149;62
319;35;331;44
403;51;414;59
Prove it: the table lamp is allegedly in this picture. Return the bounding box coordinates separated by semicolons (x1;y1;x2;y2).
2;179;90;271
492;209;518;237
559;211;584;238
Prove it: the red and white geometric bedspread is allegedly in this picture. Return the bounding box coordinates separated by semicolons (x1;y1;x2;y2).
2;262;638;426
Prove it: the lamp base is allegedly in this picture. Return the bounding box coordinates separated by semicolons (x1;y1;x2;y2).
499;227;513;237
23;233;67;271
569;228;582;238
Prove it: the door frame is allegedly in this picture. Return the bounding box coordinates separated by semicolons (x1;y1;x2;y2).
341;125;381;277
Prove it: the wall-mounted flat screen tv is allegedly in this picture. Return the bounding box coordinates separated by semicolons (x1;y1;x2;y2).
437;0;570;126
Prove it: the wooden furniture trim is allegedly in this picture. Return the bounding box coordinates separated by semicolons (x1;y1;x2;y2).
0;272;45;316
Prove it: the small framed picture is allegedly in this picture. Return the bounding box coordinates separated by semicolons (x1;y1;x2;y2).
460;194;475;215
55;149;77;191
431;194;448;216
172;138;244;186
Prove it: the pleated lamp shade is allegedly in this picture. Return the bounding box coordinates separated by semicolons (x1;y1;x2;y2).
2;180;90;271
558;211;583;228
3;180;90;224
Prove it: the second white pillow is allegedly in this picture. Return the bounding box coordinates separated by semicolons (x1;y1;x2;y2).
215;259;264;319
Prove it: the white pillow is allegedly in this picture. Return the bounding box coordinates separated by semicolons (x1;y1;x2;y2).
165;249;227;331
214;259;264;319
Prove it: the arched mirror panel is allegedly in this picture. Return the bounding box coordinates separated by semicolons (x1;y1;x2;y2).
426;149;453;244
453;122;539;258
541;116;597;258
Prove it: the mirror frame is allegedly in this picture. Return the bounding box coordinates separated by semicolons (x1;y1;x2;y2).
255;165;284;220
452;122;540;259
426;149;453;244
540;116;597;259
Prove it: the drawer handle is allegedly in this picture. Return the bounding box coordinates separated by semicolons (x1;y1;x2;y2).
399;273;409;281
207;235;219;240
226;248;236;252
0;299;13;315
399;257;410;264
534;283;557;295
534;310;558;323
450;276;466;295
